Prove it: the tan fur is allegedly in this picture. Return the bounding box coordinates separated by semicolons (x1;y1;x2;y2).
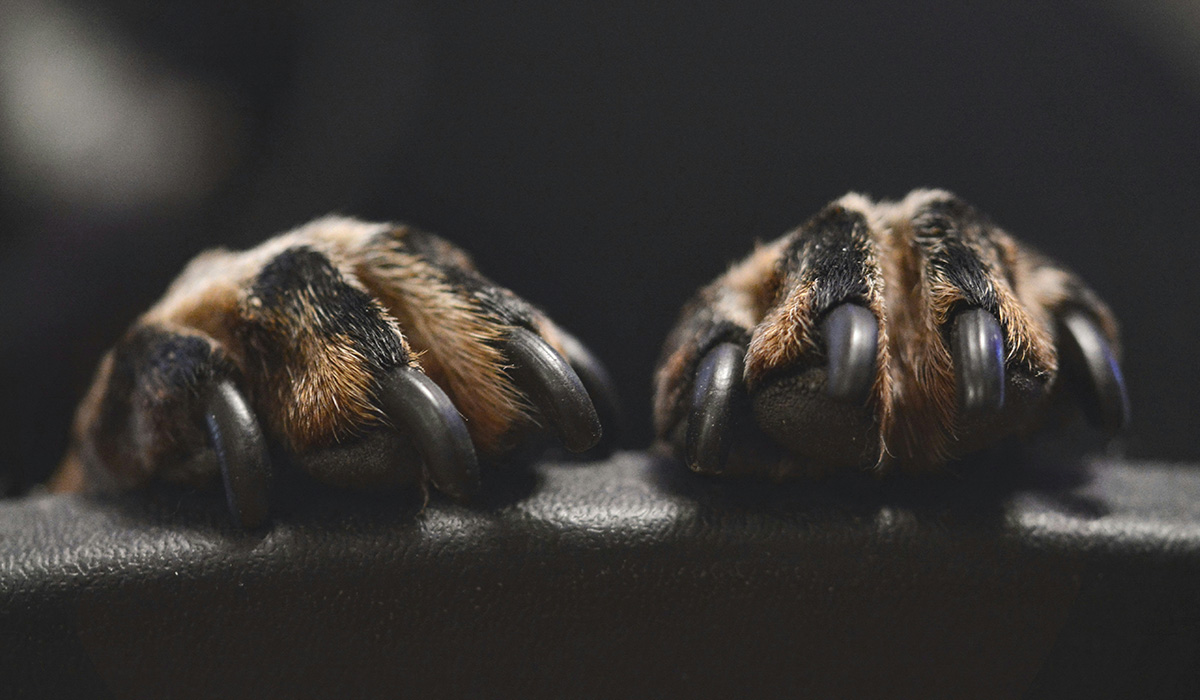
839;193;895;468
48;454;86;493
745;279;818;385
873;190;1058;467
877;203;958;467
359;230;531;455
712;239;787;330
1000;232;1121;355
239;301;393;450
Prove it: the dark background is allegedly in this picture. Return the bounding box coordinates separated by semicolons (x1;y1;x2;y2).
1;0;1198;494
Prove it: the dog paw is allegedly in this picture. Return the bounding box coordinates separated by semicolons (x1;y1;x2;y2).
654;189;1129;478
59;217;616;526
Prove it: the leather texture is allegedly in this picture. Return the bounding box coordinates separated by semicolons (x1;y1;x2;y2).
2;451;1199;699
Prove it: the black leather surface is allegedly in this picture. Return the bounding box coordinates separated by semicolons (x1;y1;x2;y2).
3;451;1200;699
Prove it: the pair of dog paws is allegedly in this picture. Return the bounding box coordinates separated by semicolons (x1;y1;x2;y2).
57;190;1128;526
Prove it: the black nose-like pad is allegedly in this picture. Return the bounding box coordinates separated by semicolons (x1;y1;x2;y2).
204;380;272;529
504;327;602;453
952;307;1006;418
820;303;878;404
1058;310;1130;435
686;342;746;475
378;366;480;500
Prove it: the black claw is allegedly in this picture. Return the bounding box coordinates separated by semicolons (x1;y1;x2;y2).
504;327;602;453
555;328;623;450
204;381;272;529
378;366;480;499
820;303;878;404
686;343;746;475
1058;310;1131;435
952;307;1006;418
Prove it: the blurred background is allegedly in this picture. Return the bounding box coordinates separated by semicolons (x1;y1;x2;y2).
1;0;1197;494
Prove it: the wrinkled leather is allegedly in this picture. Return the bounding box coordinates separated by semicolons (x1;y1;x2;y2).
2;451;1199;699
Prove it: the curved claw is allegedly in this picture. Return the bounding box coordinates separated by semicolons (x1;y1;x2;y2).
1059;310;1130;435
378;366;480;499
204;381;272;529
952;307;1006;418
555;328;623;450
820;303;878;404
504;327;602;453
686;343;746;475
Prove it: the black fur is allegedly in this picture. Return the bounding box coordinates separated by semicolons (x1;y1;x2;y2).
99;327;226;430
913;198;1000;314
85;325;232;485
784;205;873;318
697;317;754;356
244;246;409;370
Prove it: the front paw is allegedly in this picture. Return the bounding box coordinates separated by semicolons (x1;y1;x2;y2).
654;189;1129;478
61;218;616;526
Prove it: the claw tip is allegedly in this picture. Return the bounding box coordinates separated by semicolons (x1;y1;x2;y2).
821;303;878;404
